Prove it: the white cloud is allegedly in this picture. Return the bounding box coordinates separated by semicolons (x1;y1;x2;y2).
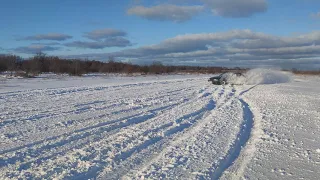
14;45;60;54
84;28;127;40
65;28;132;49
127;4;204;22
65;37;132;49
311;11;320;18
65;30;320;69
127;0;267;21
232;31;320;49
203;0;268;17
20;33;72;41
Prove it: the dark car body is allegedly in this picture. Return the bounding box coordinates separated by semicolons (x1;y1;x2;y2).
208;72;244;85
208;73;227;85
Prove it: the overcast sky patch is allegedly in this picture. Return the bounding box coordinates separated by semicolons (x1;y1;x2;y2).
65;28;132;49
203;0;268;18
311;11;320;18
19;33;73;41
84;28;127;40
65;37;132;49
64;30;320;69
127;4;204;22
14;45;60;54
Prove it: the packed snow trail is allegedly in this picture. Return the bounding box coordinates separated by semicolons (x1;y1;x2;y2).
0;74;319;179
0;75;246;179
223;77;320;180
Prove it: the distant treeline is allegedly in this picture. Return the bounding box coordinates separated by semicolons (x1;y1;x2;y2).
2;53;318;77
291;69;320;75
0;53;232;77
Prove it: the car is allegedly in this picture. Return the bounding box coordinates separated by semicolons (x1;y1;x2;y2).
208;72;244;85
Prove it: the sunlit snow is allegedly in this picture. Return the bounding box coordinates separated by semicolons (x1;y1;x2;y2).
0;72;319;179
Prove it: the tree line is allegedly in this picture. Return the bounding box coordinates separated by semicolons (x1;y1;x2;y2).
0;53;229;77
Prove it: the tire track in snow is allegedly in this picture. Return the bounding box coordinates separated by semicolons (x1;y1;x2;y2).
0;83;194;129
79;99;215;180
0;78;215;179
16;87;213;179
0;78;198;98
0;89;184;129
221;89;264;180
210;99;253;180
0;84;210;177
99;100;216;180
115;86;236;179
210;85;257;179
0;79;191;115
74;87;214;179
0;102;181;167
0;84;192;146
0;82;197;146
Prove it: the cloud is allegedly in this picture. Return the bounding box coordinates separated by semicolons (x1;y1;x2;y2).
231;31;320;49
311;12;320;19
65;37;132;49
127;4;204;22
31;42;61;46
202;0;268;17
127;0;267;21
65;30;320;69
65;28;132;49
20;33;73;41
84;28;127;40
110;29;273;56
14;45;60;54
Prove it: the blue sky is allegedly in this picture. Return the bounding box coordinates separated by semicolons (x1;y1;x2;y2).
1;0;320;69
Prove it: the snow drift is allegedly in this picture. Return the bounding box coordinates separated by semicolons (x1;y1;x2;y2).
224;69;292;85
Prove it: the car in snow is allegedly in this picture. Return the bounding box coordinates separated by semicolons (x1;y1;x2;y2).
208;72;245;85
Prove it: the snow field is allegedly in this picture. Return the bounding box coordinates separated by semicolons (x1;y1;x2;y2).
0;73;319;180
237;79;320;180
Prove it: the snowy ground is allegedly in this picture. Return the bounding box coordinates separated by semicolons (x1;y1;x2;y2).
0;73;319;180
